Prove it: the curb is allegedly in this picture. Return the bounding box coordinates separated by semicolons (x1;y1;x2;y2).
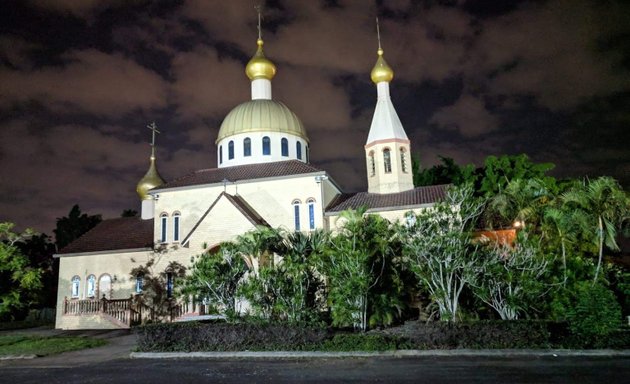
130;349;630;359
0;354;37;360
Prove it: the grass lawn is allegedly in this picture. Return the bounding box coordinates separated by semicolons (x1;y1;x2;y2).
0;335;107;356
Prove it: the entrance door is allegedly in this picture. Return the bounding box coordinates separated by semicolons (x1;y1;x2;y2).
99;275;112;299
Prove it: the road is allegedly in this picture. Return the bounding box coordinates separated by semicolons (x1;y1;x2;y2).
0;356;628;383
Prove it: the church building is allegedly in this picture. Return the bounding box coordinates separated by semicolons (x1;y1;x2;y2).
54;25;447;330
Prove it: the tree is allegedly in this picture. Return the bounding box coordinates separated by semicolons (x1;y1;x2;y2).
485;177;554;229
471;234;550;320
130;256;186;321
182;242;247;321
476;154;555;197
54;205;102;250
15;233;57;308
402;185;484;322
319;209;404;331
562;177;630;282
0;223;43;320
413;155;476;187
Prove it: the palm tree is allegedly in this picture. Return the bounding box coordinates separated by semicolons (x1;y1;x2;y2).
562;177;630;282
486;178;553;229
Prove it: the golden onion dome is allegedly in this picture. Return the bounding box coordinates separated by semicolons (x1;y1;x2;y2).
370;48;394;84
136;155;165;200
245;39;276;81
216;99;308;143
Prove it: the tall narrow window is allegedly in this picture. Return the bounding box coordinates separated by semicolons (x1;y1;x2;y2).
160;213;168;243
307;198;316;230
228;140;234;160
281;138;289;157
173;212;180;242
86;275;96;298
166;272;173;298
219;145;223;164
400;147;408;173
369;151;375;176
296;142;302;160
244;138;251;157
293;200;301;231
262;136;271;155
135;275;143;294
383;148;392;173
71;276;80;298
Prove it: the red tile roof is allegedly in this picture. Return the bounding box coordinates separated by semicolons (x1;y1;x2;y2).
157;160;324;190
325;184;450;213
56;217;154;255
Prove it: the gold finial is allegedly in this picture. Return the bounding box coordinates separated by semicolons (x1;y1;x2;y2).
137;122;165;200
246;4;277;81
371;17;394;84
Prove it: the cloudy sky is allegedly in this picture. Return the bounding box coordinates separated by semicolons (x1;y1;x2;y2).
1;0;629;235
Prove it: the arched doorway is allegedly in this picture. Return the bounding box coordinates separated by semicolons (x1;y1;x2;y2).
98;274;112;299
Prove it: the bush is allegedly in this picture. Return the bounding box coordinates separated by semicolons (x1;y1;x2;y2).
136;321;329;352
566;282;622;346
379;320;554;349
318;333;410;351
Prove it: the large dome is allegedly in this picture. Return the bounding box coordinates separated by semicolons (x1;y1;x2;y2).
216;99;308;143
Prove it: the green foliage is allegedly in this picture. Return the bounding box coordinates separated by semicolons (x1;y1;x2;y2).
182;243;247;321
318;209;405;331
477;154;555;197
53;204;102;250
413;155;476;187
318;333;410;351
567;282;622;345
472;233;550;320
0;335;106;356
0;223;43;320
402;185;484;322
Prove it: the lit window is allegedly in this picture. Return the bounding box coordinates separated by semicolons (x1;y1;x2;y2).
296;142;302;160
281;138;289;157
400;148;407;173
71;276;80;298
86;275;96;298
219;145;223;164
307;198;316;230
166;272;174;298
293;200;301;231
262;136;271;155
369;151;375;176
383;148;392;173
160;213;168;243
135;276;143;293
244;138;251;157
228;140;234;160
173;212;180;242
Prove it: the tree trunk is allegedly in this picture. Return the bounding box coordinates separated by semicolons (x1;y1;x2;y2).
593;216;604;284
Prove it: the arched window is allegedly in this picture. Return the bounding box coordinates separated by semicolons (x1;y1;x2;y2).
281;138;289;157
400;147;408;173
228;140;234;160
383;148;392;173
71;276;80;298
166;272;174;298
369;151;376;176
160;213;168;243
135;275;143;293
86;274;96;298
173;212;181;242
292;200;301;231
296;142;302;160
219;145;223;164
244;138;251;157
98;274;112;299
307;198;316;230
262;136;271;155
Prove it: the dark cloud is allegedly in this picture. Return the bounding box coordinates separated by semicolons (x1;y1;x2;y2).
0;0;629;234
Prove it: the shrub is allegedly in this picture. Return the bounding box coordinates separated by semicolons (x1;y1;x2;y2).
566;282;622;345
318;333;410;351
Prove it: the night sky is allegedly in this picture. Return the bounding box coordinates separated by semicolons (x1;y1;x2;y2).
1;0;629;235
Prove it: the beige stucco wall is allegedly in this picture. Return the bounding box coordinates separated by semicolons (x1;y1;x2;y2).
365;141;414;194
326;205;433;231
55;249;153;329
